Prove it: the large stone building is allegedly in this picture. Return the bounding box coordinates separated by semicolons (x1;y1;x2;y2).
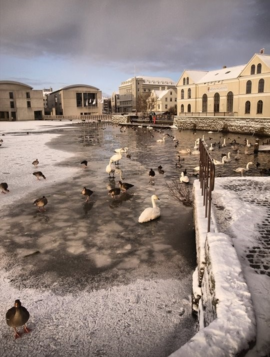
0;81;44;121
117;76;176;113
147;88;177;113
176;52;270;118
47;84;102;116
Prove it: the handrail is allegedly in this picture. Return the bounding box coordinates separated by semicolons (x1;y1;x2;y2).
199;139;215;232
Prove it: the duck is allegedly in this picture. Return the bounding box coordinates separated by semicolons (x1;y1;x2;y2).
32;159;39;166
158;165;165;174
234;162;253;176
106;160;115;178
149;168;155;183
81;187;93;202
119;181;134;192
157;136;166;143
126;154;131;159
223;152;231;163
33;196;48;211
138;195;160;223
6;300;30;339
81;160;88;168
110;152;122;165
178;148;191;155
180;171;189;183
0;182;10;193
33;171;46;180
213;156;227;165
108;187;121;198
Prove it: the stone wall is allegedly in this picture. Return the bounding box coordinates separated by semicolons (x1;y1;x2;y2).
174;116;270;136
112;115;129;124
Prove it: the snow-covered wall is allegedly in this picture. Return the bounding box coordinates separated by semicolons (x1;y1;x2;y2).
168;180;256;357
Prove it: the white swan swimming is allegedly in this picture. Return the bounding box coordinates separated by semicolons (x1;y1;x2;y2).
157;136;166;143
234;162;253;176
110;152;122;165
179;148;191;155
234;150;241;160
180;172;189;183
221;138;226;147
209;143;214;151
213;156;227;165
223;152;231;163
191;149;200;155
170;124;178;129
194;140;199;150
138;195;160;223
114;147;128;153
106;160;115;177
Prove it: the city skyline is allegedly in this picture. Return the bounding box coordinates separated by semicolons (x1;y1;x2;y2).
0;0;269;96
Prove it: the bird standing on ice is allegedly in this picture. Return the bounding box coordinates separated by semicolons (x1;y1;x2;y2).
33;171;46;180
138;195;160;223
32;159;39;167
0;182;10;193
33;196;48;211
6;300;30;339
81;187;93;202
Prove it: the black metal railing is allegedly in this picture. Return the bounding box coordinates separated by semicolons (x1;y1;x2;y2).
199;139;215;232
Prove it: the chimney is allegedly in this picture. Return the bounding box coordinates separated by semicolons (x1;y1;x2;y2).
223;66;227;68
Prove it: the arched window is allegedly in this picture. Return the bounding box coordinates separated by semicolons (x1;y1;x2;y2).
245;101;250;114
214;93;220;113
257;63;262;74
181;104;184;113
202;94;208;113
188;88;191;99
246;80;252;94
187;77;189;85
187;104;191;113
227;91;233;113
183;78;186;85
250;65;255;75
181;89;184;99
257;100;263;114
258;79;264;93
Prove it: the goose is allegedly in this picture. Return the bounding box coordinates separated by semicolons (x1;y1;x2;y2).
33;196;48;211
108;187;121;198
81;187;93;202
179;149;191;155
213;156;227;165
81;160;88;168
180;171;189;183
221;138;226;147
223;152;231;163
0;182;10;193
6;300;30;339
33;171;46;180
209;143;214;151
110;152;122;165
32;159;39;166
158;165;165;174
106;161;115;178
234;150;241;160
234;162;253;176
138;195;160;223
119;181;134;192
157;136;166;143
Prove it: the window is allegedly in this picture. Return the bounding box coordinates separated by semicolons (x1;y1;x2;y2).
26;92;30;99
257;63;262;74
170;98;172;102
9;92;13;99
227;91;233;112
214;93;220;113
251;65;255;75
170;91;172;95
165;98;167;102
76;93;82;107
181;104;184;113
202;94;208;113
27;101;31;108
175;98;177;102
10;101;14;108
187;104;191;113
188;88;191;99
258;79;264;93
183;78;186;85
187;77;189;85
165;104;168;109
257;100;263;114
245;101;250;114
246;80;252;94
181;89;184;99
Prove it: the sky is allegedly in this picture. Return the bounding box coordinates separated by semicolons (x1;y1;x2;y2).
0;0;270;96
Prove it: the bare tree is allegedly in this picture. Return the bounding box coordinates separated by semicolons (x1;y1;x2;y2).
136;93;150;113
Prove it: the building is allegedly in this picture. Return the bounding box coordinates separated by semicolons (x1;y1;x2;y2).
47;84;102;116
111;92;120;113
0;81;44;121
147;88;177;113
102;97;112;114
118;76;176;113
43;87;53;114
176;52;270;118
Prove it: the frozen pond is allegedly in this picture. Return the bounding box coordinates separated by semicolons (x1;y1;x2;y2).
0;120;269;357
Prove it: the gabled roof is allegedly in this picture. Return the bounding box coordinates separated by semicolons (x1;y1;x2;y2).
151;89;171;100
184;70;208;83
239;53;270;76
196;65;245;84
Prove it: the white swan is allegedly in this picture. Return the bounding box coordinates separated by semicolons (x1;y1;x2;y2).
179;149;191;155
223;152;231;163
110;152;122;165
192;149;200;155
138;195;160;223
106;160;115;177
157;136;166;143
221;138;226;147
147;126;153;130
180;172;189;183
234;162;253;176
194;140;199;150
234;150;241;160
170;124;178;129
114;147;128;153
246;140;251;147
213;156;227;165
209;143;214;151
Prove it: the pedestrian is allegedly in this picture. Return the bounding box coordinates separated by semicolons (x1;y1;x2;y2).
149;114;152;123
153;115;156;124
